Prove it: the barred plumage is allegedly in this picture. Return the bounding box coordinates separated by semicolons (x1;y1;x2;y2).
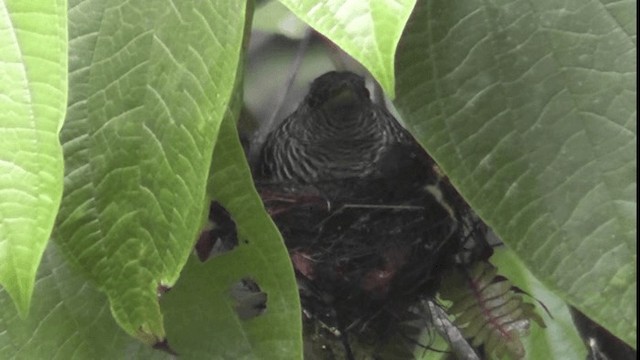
255;71;485;359
258;71;415;188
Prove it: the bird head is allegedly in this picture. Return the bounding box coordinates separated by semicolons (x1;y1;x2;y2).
305;71;371;111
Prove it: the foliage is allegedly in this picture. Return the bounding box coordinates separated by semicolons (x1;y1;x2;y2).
0;0;635;358
439;262;545;359
0;0;66;317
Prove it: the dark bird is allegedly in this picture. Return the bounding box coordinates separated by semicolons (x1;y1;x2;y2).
259;71;413;185
255;71;489;358
257;72;449;207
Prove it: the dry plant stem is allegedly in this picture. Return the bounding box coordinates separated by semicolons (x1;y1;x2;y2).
427;300;480;360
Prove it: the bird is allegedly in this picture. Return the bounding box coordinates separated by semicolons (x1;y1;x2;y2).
254;71;487;358
257;71;427;196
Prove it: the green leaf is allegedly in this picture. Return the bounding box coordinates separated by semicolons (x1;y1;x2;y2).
55;0;248;343
395;0;636;347
0;242;170;359
253;1;308;39
440;263;535;360
0;0;66;316
491;247;587;360
161;106;302;358
277;0;417;97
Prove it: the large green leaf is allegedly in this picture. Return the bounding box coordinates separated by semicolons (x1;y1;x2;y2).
277;0;416;97
55;0;248;343
0;0;67;316
395;0;636;347
162;102;302;358
0;0;66;316
0;242;170;359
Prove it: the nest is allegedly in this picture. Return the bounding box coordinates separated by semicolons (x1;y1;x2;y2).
256;172;481;358
196;173;494;359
